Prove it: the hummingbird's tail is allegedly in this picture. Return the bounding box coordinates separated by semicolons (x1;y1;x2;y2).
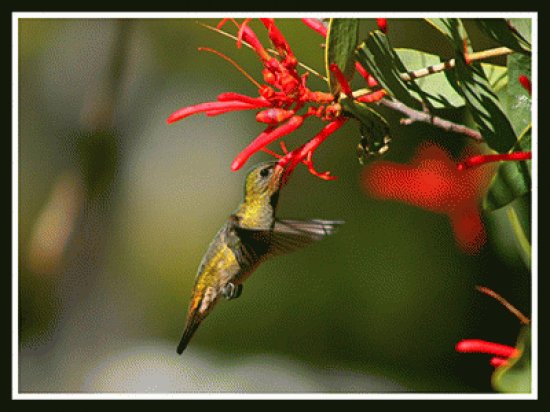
177;311;202;354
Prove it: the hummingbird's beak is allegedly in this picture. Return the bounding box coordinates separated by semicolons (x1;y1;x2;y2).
271;164;284;190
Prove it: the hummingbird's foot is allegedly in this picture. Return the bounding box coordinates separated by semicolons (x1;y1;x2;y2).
222;282;243;300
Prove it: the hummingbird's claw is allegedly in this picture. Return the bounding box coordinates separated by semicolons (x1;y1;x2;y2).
222;282;243;300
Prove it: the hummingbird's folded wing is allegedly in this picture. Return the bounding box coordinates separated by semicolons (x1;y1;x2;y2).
269;219;344;256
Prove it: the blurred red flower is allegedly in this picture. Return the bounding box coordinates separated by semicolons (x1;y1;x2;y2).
361;143;497;254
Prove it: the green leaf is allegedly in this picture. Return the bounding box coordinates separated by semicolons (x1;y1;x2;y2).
340;98;391;164
492;326;531;393
355;31;420;108
424;18;470;51
482;63;508;93
426;18;517;152
454;57;517;153
424;18;456;38
340;96;390;138
425;18;517;94
505;53;532;136
484;125;531;212
395;48;465;109
340;97;391;165
506;198;531;271
325;18;359;95
476;19;531;54
509;18;532;47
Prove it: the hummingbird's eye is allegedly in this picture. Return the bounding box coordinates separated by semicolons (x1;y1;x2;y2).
259;167;271;178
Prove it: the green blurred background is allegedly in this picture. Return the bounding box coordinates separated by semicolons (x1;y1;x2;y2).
18;17;530;393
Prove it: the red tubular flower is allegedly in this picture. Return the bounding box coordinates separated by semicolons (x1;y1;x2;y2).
217;92;271;106
456;339;519;358
518;75;532;94
219;18;271;61
456;339;520;368
216;18;229;29
356;89;387;103
306;91;335;104
377;18;388;33
301;18;328;37
354;61;369;79
355;62;379;88
457;152;532;171
329;63;353;96
277;117;348;183
490;357;509;368
260;18;293;58
235;18;252;47
256;108;296;124
231;115;305;171
166;101;264;124
240;27;270;61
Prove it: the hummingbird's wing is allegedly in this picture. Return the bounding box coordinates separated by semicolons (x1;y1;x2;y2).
268;219;344;256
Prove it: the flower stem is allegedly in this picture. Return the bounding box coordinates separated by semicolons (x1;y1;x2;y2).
476;285;530;325
198;47;261;88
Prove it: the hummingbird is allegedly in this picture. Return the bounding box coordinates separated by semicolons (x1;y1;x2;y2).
177;161;344;354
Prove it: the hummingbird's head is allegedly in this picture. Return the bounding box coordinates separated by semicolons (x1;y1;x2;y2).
243;161;283;203
237;161;284;228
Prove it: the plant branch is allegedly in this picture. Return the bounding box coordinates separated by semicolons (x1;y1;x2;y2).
400;47;513;82
378;97;483;141
476;285;530;325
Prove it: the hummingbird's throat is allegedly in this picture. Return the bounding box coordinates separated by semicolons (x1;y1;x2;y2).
236;196;276;229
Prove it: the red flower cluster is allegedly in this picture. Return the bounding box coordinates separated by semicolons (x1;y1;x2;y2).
167;18;353;182
167;18;391;182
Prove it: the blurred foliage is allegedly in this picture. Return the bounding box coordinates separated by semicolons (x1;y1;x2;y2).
492;325;531;393
18;17;532;394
